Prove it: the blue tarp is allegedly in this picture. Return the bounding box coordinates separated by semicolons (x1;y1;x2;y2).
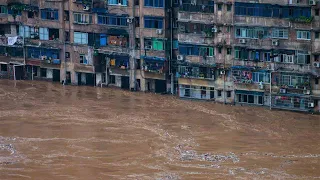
141;56;166;61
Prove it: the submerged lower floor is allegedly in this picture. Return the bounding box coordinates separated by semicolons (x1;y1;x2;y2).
1;63;319;113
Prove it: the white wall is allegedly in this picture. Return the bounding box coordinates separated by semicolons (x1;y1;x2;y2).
46;69;53;79
96;73;102;85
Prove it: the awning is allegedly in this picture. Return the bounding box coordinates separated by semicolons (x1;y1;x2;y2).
231;66;255;70
141;56;166;61
236;90;264;96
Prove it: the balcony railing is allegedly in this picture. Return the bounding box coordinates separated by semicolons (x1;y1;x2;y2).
179;4;214;13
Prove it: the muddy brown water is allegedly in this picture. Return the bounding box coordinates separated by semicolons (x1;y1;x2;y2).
0;79;319;180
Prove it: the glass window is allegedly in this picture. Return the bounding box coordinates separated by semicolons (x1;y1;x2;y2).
297;30;311;40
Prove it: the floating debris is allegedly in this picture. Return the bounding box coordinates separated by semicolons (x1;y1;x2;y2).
0;144;15;154
175;145;240;164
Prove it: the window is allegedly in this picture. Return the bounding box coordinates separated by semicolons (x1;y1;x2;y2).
235;2;311;19
65;52;70;58
234;48;249;60
28;11;37;18
201;86;206;98
263;52;271;62
227;91;231;98
152;39;164;50
65;31;70;42
108;0;128;6
315;32;320;39
200;47;214;57
39;27;49;40
41;9;59;20
19;26;39;39
315;55;319;62
227;48;231;55
64;11;69;21
173;40;178;49
218;90;222;97
0;64;7;71
218;4;222;11
227;4;232;11
252;72;270;83
180;1;214;13
74;32;88;44
226;26;231;33
315;9;319;16
144;0;164;7
98;15;128;26
144;16;163;29
297;30;311;40
110;75;116;84
235;27;267;39
272;28;289;39
33;67;38;77
0;6;7;14
218;47;222;54
297;51;310;64
281;54;294;63
315;78;319;85
136;59;141;69
80;55;88;64
74;13;92;24
40;68;47;77
135;17;140;27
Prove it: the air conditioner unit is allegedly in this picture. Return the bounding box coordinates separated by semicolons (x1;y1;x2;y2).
313;62;320;68
309;0;316;5
308;102;314;107
179;25;185;32
127;17;133;23
145;45;152;50
41;56;47;60
272;40;279;46
211;27;218;33
156;29;163;35
259;82;263;90
303;90;311;95
280;88;287;94
239;39;246;44
177;55;184;61
83;6;90;11
220;70;225;75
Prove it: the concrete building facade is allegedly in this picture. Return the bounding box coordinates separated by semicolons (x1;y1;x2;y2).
0;0;319;113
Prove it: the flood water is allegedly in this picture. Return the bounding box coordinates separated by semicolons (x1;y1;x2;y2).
0;79;319;180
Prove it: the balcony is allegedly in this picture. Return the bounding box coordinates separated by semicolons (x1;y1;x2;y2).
234;38;311;51
178;33;213;45
184;55;216;66
178;12;215;24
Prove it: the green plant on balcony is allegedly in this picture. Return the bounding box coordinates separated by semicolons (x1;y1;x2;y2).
82;0;91;6
203;29;213;37
289;16;314;23
9;4;25;20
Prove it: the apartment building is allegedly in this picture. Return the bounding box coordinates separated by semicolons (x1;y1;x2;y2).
175;0;320;113
0;0;172;93
0;0;319;113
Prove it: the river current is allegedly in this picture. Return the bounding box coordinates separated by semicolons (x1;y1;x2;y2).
0;80;319;179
